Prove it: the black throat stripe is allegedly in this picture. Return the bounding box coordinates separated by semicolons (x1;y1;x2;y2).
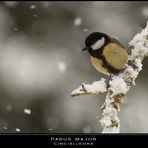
100;55;122;74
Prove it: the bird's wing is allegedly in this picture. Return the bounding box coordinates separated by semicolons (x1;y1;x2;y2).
102;43;128;70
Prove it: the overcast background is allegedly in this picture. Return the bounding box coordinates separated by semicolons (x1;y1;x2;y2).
0;1;148;133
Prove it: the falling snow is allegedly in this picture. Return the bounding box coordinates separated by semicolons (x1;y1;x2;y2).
24;109;31;115
48;129;53;131
74;17;82;26
3;127;8;130
15;128;21;132
30;4;36;9
33;14;38;18
84;29;88;32
13;28;18;31
57;62;66;73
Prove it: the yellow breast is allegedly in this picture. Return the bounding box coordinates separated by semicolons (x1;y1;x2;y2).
90;56;111;76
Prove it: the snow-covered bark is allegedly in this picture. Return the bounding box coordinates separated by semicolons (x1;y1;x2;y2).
71;22;148;133
71;78;107;97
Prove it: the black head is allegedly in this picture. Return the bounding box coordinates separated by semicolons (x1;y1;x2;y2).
82;32;111;58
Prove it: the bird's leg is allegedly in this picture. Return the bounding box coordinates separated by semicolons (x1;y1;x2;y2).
106;74;113;89
128;60;139;70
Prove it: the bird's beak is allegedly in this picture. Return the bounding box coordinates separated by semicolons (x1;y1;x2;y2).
81;47;89;51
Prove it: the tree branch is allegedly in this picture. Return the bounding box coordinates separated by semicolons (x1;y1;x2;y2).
71;22;148;133
71;78;107;97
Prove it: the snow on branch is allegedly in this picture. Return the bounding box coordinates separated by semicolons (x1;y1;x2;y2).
71;78;107;97
71;22;148;133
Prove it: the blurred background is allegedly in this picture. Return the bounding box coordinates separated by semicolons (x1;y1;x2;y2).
0;1;148;133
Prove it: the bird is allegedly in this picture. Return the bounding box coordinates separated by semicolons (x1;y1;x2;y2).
82;32;128;76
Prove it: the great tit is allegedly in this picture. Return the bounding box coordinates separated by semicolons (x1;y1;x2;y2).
82;32;128;76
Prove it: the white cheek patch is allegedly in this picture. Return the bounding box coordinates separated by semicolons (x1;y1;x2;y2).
91;37;105;50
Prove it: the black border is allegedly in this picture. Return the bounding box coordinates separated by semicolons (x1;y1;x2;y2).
0;133;148;147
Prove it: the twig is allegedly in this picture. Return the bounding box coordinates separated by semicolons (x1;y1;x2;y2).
71;78;107;97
